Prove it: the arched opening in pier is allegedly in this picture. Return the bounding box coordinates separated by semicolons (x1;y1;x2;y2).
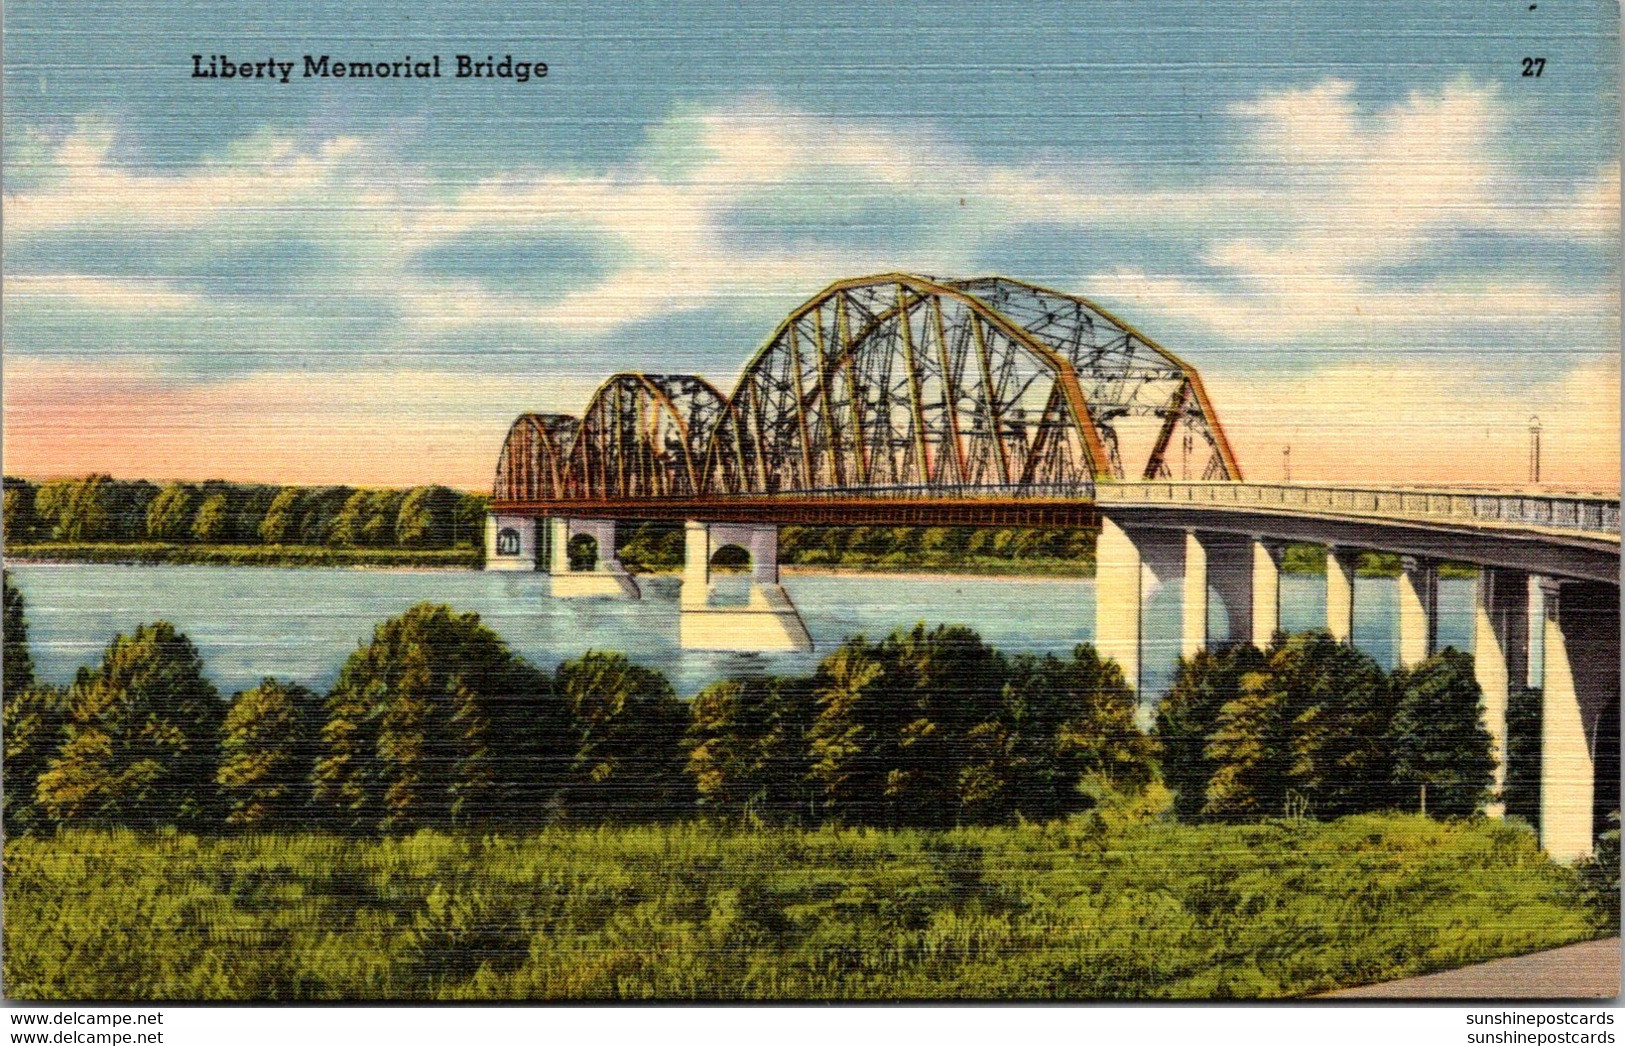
567;533;598;572
708;543;753;606
709;544;751;573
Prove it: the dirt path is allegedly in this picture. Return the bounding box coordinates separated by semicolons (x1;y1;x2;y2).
1321;938;1621;999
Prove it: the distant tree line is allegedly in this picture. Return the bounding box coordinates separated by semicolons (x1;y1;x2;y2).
3;571;1503;838
3;476;487;550
614;521;1452;577
614;520;1098;574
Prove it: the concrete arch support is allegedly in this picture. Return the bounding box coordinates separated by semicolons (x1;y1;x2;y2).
484;514;539;571
1250;539;1282;649
546;517;641;598
1097;521;1266;691
679;521;811;652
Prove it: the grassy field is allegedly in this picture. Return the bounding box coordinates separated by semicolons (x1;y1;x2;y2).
3;815;1604;1001
5;543;482;569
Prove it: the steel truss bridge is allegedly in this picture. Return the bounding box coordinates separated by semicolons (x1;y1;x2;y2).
494;274;1241;522
487;273;1621;862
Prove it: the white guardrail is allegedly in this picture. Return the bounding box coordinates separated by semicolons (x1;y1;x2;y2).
1093;482;1621;538
712;481;1619;537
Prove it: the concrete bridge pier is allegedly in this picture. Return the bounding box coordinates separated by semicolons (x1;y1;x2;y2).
1397;555;1439;667
678;521;812;652
485;514;539;570
1326;546;1359;643
1183;531;1256;657
1536;579;1618;862
545;517;641;598
1097;519;1275;691
1249;538;1283;648
1473;568;1529;820
1095;519;1180;693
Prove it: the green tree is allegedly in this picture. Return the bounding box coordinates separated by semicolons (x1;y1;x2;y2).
686;674;817;823
1278;632;1394;817
145;483;195;541
1388;648;1495;818
918;527;969;561
297;486;355;545
1201;633;1395;822
4;480;38;542
1203;667;1292;820
555;652;690;822
328;490;388;548
54;475;112;542
31;480;74;538
3;684;68;836
879;624;1008;827
617;521;684;572
191;494;230;543
1156;644;1267;821
232;485;280;543
4;576;56;834
395;485;459;548
5;569;36;694
808;636;891;824
104;479;159;541
314;603;561;833
453;493;488;549
1577;815;1620;934
808;624;1013;828
1002;644;1154;822
217;678;325;829
566;533;598;571
259;487;301;544
360;490;405;547
1502;684;1543;824
36;623;224;828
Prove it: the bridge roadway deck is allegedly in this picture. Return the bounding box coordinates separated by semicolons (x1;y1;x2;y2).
493;482;1621;585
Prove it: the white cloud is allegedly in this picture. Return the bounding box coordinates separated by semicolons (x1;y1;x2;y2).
3;274;204;312
1088;266;1617;343
8;83;1614;346
5;124;378;234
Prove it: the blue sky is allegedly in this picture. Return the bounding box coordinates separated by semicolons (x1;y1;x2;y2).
3;0;1619;486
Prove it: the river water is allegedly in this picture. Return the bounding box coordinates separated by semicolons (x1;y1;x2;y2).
6;563;1477;701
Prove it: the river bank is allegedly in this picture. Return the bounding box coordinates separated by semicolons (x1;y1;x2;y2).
5;542;1476;580
4;542;481;569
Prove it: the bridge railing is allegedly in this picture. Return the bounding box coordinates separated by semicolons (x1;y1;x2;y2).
1094;482;1621;537
712;482;1097;501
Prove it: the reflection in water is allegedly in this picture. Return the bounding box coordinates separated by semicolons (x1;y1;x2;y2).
9;563;1476;701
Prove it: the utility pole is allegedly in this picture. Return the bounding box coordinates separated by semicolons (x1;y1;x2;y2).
1528;416;1542;485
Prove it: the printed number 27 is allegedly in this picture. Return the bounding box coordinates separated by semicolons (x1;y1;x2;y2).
1522;57;1545;77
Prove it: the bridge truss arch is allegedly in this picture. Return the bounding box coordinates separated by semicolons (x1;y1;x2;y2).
706;273;1240;498
493;412;580;502
571;373;730;499
950;277;1239;482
